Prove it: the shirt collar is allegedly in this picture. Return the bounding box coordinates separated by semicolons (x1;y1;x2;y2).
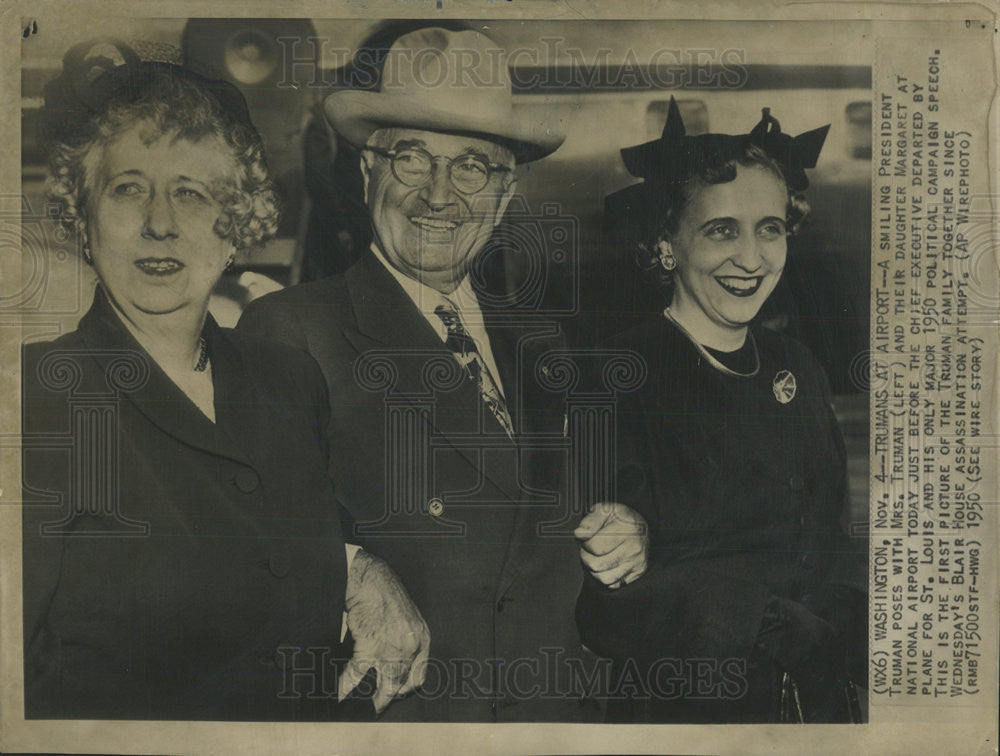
369;243;485;337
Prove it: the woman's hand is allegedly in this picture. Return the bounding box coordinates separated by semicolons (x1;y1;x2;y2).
340;550;431;714
574;502;649;588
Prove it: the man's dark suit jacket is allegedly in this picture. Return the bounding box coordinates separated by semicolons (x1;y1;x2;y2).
21;287;369;721
239;251;599;722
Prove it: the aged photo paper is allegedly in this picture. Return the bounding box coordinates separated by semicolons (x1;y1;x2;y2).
1;1;996;754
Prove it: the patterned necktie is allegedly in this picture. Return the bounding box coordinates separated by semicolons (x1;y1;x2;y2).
434;304;514;439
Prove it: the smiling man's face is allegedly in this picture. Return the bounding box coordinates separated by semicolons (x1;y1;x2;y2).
362;128;515;293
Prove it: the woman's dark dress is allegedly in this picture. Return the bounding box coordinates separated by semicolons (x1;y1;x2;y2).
576;316;867;723
21;287;367;721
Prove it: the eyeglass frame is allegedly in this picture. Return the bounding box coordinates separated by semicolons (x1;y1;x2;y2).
364;144;513;195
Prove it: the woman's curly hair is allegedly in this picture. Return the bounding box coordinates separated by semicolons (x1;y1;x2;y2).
635;144;811;285
46;61;280;252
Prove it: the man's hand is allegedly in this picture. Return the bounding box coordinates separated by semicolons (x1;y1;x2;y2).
574;502;649;589
340;550;430;714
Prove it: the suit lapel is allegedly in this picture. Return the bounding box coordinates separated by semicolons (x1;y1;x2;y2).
479;295;568;439
481;314;520;431
343;253;522;502
77;288;252;467
492;323;567;599
343;252;438;351
202;316;271;465
477;283;572;598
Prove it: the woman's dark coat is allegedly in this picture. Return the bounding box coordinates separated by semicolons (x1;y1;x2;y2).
576;318;867;723
21;288;361;721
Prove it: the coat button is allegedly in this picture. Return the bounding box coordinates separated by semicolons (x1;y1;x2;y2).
787;474;804;492
235;467;260;493
428;497;445;517
267;554;290;578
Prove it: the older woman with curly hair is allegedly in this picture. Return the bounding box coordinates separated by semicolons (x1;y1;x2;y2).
21;41;428;721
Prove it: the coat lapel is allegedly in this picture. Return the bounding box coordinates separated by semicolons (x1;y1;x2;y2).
343;252;437;351
201;315;271;463
492;326;567;599
76;288;252;467
476;280;570;599
342;253;522;503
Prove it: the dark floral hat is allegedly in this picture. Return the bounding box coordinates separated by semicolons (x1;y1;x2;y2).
42;39;254;146
620;96;829;192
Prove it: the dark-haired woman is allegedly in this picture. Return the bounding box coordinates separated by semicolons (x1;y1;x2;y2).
21;41;428;721
575;99;867;723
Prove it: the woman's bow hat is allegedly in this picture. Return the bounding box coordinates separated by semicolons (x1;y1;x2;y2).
42;39;254;146
324;27;566;163
621;97;829;192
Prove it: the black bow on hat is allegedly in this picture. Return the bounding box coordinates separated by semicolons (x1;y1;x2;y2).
620;97;829;192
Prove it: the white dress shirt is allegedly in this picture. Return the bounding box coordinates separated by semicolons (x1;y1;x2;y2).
369;244;508;401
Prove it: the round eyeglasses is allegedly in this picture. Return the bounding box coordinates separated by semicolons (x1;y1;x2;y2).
365;145;511;195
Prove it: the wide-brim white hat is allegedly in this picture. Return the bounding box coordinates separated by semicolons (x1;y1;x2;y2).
324;27;566;163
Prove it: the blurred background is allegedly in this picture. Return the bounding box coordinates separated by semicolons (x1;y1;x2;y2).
17;18;873;520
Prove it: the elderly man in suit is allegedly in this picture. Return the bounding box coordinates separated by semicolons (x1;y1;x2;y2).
238;27;626;722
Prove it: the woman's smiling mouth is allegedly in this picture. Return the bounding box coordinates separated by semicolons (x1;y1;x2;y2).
134;257;184;276
715;275;763;297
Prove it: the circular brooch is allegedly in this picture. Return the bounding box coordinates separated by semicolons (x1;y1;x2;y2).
772;370;797;404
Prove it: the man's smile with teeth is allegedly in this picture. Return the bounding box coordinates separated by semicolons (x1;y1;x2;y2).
715;275;763;296
409;216;460;231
